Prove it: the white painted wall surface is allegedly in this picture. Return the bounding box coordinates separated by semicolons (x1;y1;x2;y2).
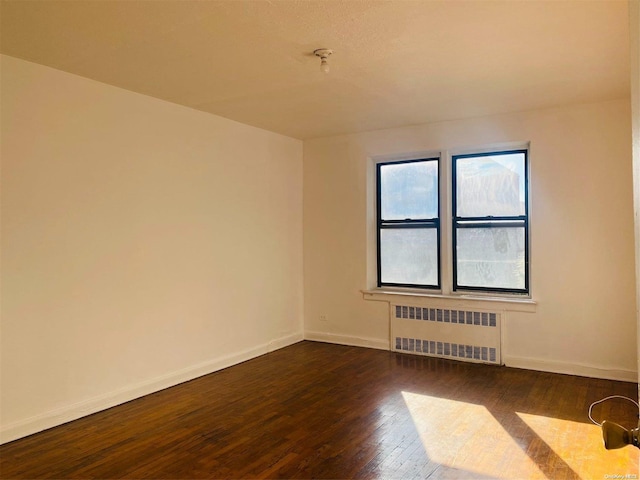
629;0;640;391
304;99;637;381
0;55;303;443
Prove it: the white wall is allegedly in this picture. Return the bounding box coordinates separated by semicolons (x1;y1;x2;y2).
0;55;303;443
630;0;640;391
304;99;637;381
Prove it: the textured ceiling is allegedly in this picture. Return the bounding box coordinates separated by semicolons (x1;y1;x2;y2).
0;0;630;139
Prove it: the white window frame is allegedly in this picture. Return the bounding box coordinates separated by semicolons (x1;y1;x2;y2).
367;142;532;300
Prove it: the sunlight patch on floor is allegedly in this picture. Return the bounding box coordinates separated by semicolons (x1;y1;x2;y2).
516;412;639;479
401;391;545;478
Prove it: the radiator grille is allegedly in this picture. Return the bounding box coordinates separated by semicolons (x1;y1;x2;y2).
391;303;501;365
395;336;497;363
394;305;497;327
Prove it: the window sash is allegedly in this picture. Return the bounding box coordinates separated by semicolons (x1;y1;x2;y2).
378;225;440;288
452;222;529;294
452;150;529;294
377;158;440;289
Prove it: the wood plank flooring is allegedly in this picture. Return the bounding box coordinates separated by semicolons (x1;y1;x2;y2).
1;341;638;479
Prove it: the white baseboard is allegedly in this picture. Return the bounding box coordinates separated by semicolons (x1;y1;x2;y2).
304;330;389;351
0;332;303;445
503;354;638;383
267;332;304;352
302;333;637;383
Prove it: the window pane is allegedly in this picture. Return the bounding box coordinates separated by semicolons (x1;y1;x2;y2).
380;161;438;220
380;228;438;285
456;227;525;290
456;153;525;217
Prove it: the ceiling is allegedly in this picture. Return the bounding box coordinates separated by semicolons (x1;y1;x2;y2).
0;0;630;140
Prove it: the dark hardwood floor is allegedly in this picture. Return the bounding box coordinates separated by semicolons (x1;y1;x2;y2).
1;341;638;479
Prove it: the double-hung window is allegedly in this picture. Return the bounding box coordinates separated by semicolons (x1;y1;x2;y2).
376;148;529;295
452;150;529;293
377;158;440;289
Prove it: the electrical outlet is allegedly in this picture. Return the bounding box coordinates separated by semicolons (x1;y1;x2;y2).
319;314;328;322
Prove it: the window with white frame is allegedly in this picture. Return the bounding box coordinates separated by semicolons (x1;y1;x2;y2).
452;150;529;293
376;148;529;295
377;158;440;289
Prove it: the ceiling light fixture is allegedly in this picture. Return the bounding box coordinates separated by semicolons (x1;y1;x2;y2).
314;48;333;74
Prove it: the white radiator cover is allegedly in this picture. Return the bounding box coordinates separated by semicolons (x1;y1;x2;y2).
391;303;502;365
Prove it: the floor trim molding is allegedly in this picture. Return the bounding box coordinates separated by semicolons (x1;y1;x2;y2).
503;354;638;383
0;332;303;445
304;331;389;351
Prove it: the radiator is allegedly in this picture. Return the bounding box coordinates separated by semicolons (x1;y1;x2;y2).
391;303;501;365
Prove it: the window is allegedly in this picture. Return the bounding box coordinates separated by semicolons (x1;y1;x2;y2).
452;150;528;293
377;158;440;289
376;148;529;295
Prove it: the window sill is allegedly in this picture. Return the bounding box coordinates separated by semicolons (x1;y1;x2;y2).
361;288;537;313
